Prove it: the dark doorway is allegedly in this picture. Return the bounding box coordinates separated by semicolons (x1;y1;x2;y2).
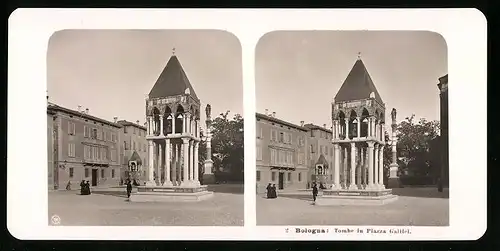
91;169;98;186
278;172;284;190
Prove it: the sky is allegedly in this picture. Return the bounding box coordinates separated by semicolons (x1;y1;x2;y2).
47;29;243;126
256;31;447;131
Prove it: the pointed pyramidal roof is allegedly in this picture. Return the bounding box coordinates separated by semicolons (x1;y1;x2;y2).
129;151;142;165
315;154;329;167
148;54;198;100
334;58;383;104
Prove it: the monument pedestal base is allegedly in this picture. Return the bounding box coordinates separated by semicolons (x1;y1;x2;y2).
203;160;215;184
315;188;398;206
203;173;215;184
387;177;401;188
130;185;214;202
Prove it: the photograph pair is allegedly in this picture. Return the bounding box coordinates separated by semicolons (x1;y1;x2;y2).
44;29;448;227
7;9;487;241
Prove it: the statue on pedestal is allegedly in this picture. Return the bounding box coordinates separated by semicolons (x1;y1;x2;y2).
388;107;400;188
205;104;212;121
203;103;215;184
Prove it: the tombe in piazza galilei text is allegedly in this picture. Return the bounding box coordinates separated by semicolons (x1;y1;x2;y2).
293;227;412;235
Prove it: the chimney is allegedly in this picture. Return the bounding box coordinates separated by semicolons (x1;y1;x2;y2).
136;120;140;125
85;108;89;114
114;117;118;123
265;109;269;115
300;121;305;127
272;112;276;117
77;105;82;112
323;124;326;128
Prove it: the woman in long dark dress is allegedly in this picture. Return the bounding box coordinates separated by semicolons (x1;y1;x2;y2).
80;180;86;195
266;183;272;198
85;181;91;195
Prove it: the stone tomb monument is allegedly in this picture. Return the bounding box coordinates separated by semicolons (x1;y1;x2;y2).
130;51;214;202
316;56;399;206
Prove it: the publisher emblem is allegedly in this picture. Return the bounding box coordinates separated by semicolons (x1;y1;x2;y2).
51;215;61;225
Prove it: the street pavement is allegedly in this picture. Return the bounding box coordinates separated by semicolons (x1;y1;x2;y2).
257;188;449;226
48;184;244;226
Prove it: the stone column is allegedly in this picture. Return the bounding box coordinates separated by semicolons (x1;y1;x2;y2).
332;121;336;139
343;147;348;188
157;143;163;185
344;118;349;139
356;147;362;188
349;143;357;189
379;124;383;141
334;120;338;139
171;113;176;134
333;144;340;189
182;138;189;186
147;116;152;135
379;145;385;189
186;113;191;135
372;119;376;138
175;144;180;183
194;142;200;185
182;114;186;134
163;139;172;186
374;144;379;189
159;115;164;136
367;141;375;189
356;117;361;138
189;140;194;182
206;132;212;161
388;124;400;188
171;144;177;186
367;118;371;137
195;120;198;138
145;141;155;186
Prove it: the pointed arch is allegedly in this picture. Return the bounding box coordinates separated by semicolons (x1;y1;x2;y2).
163;106;173;135
337;111;346;139
152;107;161;136
175;105;184;134
361;108;370;137
349;110;358;139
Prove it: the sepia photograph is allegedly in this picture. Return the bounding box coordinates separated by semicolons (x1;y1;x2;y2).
47;29;244;226
255;31;449;226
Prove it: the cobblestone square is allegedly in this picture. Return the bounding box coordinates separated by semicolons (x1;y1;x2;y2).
257;188;449;226
48;184;244;226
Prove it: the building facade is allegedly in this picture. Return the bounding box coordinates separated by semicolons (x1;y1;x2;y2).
117;120;148;183
303;124;334;187
48;109;55;189
256;112;309;193
47;104;122;189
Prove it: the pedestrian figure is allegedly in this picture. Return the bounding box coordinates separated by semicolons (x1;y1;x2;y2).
312;183;319;204
85;181;91;195
319;182;326;189
66;181;71;190
271;184;277;198
126;179;133;200
266;183;272;199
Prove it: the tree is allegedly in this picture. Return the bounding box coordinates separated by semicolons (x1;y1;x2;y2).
394;114;440;177
199;111;244;180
